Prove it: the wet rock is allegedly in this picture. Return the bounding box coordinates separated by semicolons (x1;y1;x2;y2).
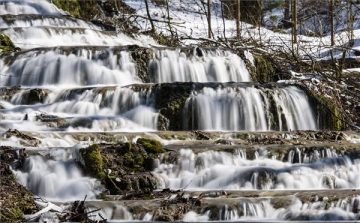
131;47;153;82
3;129;40;147
79;144;105;178
0;146;39;222
117;172;158;193
157;114;170;131
23;88;49;104
78;138;166;195
193;130;211;140
136;138;166;154
0;33;17;56
70;117;93;128
0;86;21;101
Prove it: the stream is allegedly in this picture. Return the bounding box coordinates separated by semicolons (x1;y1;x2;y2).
0;0;359;222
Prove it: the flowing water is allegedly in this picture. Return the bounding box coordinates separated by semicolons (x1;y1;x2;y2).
0;0;359;222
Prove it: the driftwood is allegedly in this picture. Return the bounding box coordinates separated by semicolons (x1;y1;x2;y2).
58;196;107;223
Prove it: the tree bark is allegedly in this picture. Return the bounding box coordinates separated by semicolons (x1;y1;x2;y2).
144;0;155;32
236;0;241;39
165;0;174;38
292;0;297;43
221;2;227;42
330;0;335;46
348;0;354;44
207;0;212;38
284;0;290;21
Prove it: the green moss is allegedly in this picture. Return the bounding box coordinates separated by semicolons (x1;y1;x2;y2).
80;144;105;177
253;55;277;83
52;0;100;21
124;142;132;151
131;48;153;82
144;194;155;200
315;94;342;131
136;138;165;154
154;83;192;130
0;33;16;56
124;152;135;167
0;208;24;223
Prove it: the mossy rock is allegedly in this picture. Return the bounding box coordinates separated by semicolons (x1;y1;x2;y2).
312;94;342;131
52;0;100;21
252;55;277;83
136;138;165;154
25;88;49;104
0;147;39;222
0;208;24;223
0;33;16;56
130;47;153;83
154;83;192;130
80;144;105;177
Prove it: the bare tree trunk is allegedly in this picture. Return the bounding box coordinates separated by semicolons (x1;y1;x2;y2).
221;2;228;42
236;0;241;40
165;0;174;38
348;0;354;45
144;0;155;32
330;0;335;46
284;0;290;21
207;0;212;38
292;0;297;43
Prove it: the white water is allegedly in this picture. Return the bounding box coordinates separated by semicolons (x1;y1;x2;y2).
183;86;317;131
0;15;103;30
210;197;360;221
154;148;360;190
1;86;158;132
0;0;64;16
2;0;357;222
12;146;102;202
3;27;147;49
0;0;317;132
148;49;251;83
1;49;139;87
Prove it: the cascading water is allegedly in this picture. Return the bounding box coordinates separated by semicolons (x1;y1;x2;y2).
183;85;317;131
12;145;102;201
0;0;64;16
154;148;360;190
148;48;251;83
0;48;139;87
1;86;158;132
2;0;358;222
210;197;360;221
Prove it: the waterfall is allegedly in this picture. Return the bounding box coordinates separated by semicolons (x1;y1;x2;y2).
148;48;251;83
0;49;139;87
3;1;358;221
1;86;158;132
0;15;103;30
183;85;317;131
0;0;64;16
12;146;102;201
154;148;360;190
